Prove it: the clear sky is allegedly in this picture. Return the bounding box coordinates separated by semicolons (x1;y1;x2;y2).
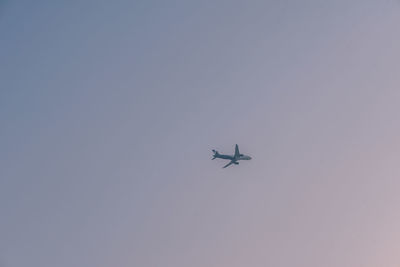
1;1;400;266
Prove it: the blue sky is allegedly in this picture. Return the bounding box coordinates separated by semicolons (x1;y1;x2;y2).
1;1;400;266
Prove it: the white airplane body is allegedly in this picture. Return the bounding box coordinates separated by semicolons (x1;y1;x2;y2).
212;144;252;168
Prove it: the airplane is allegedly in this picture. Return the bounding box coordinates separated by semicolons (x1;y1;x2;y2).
212;144;252;168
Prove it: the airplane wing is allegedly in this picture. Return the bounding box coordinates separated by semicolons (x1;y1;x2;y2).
223;161;234;168
234;144;240;158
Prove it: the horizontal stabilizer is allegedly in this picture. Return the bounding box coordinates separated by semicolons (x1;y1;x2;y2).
212;149;219;160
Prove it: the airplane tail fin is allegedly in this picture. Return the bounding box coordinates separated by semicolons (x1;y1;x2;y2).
212;149;219;160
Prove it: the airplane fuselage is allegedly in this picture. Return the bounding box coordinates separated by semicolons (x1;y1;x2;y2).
214;154;251;161
214;154;234;160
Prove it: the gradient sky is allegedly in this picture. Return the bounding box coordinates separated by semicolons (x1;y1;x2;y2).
2;1;400;266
